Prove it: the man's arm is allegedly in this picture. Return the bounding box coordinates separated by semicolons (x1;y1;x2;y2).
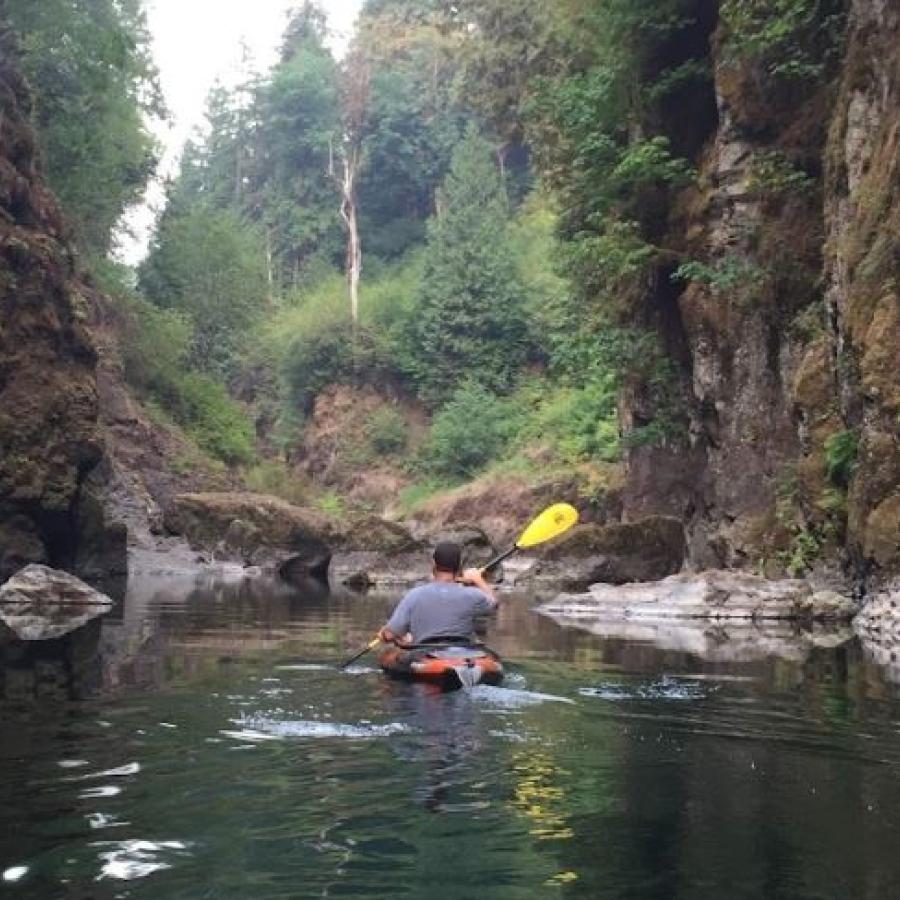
461;568;497;605
380;593;413;644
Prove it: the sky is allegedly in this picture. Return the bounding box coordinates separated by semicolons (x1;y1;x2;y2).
117;0;363;264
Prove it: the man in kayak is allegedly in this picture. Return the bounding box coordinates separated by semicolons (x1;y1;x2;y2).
379;542;497;646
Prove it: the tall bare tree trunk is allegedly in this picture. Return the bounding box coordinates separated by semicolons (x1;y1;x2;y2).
339;146;362;326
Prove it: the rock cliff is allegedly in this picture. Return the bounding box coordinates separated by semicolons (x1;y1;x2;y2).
623;0;899;585
0;29;124;584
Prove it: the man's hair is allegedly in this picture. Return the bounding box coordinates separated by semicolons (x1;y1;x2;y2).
432;541;462;574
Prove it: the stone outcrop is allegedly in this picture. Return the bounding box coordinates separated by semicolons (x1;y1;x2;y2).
0;29;124;585
163;492;340;581
541;570;856;623
527;517;685;591
163;491;434;586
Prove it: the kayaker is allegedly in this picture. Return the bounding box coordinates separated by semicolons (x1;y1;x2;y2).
379;542;497;647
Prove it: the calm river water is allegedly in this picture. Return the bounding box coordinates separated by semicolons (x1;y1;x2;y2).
2;568;900;899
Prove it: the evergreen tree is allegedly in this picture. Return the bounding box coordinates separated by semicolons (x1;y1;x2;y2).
406;128;527;405
250;5;343;285
140;207;269;379
5;0;162;257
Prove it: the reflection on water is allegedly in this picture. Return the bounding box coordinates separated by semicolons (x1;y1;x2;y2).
2;567;900;898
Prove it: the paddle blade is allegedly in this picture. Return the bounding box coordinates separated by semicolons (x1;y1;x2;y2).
515;503;579;549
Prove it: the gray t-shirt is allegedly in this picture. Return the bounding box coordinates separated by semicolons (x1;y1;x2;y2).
385;582;496;644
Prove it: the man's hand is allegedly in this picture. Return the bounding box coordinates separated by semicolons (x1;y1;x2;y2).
461;567;487;587
379;627;413;646
461;567;497;604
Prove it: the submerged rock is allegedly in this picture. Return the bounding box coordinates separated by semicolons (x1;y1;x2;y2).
0;564;114;641
542;569;856;623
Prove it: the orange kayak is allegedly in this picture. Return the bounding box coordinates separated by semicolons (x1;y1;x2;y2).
378;644;504;688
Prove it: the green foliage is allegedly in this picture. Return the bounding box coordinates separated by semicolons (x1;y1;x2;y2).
404;129;529;405
517;378;620;464
366;407;408;456
6;0;162;255
721;0;848;80
357;67;465;259
396;479;446;515
158;7;342;290
556;220;656;314
168;373;255;466
315;491;345;516
119;291;255;466
824;429;859;488
120;296;192;396
244;461;310;505
779;525;825;576
140;206;269;378
263;254;423;417
748;151;816;198
253;20;343;281
268;275;358;412
422;382;523;480
674;255;767;296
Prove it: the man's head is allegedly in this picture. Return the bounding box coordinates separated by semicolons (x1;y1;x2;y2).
432;541;462;577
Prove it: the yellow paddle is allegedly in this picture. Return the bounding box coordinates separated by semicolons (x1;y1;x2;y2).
338;502;579;669
481;502;579;572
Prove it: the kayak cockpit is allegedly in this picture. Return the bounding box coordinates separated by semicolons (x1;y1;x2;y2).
378;643;504;689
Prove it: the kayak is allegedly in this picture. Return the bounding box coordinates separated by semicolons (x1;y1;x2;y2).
378;643;504;689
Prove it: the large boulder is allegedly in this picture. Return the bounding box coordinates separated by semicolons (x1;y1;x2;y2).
0;564;114;641
540;569;857;624
163;492;426;587
331;523;496;591
164;492;339;581
330;516;428;590
525;516;686;591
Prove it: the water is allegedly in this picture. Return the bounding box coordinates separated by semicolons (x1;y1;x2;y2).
2;569;900;899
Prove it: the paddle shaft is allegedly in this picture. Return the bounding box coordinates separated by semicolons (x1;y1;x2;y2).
481;545;518;574
339;636;380;670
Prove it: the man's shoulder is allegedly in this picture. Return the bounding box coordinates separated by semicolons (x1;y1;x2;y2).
401;583;435;602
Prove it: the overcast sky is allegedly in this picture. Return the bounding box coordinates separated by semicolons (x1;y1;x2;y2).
117;0;362;264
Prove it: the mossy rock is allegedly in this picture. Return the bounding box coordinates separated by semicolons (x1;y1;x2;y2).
863;493;900;570
340;515;423;554
538;516;686;588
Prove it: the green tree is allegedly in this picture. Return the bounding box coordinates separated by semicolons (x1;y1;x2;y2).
250;4;343;285
405;128;528;405
140;207;269;378
5;0;162;257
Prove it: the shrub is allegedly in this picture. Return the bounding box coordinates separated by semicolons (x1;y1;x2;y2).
169;373;256;466
748;151;816;199
120;295;192;395
674;255;766;294
721;0;848;80
422;382;523;480
519;377;620;463
244;461;310;505
824;429;859;488
366;406;408;456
